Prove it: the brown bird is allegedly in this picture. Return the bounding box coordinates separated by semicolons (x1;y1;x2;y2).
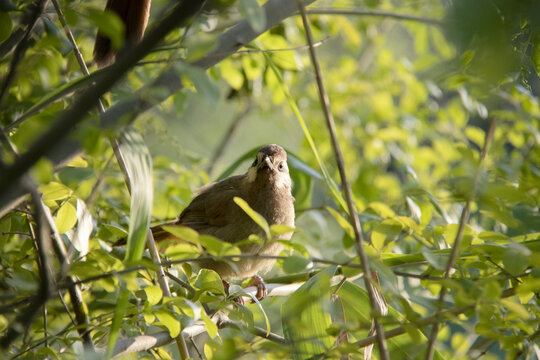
93;0;151;67
149;144;295;299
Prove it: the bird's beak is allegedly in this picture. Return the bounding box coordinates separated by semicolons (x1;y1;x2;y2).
263;156;275;171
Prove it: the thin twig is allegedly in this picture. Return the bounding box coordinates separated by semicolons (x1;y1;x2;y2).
136;37;330;65
424;118;496;360
295;1;390;358
220;320;288;344
306;8;444;26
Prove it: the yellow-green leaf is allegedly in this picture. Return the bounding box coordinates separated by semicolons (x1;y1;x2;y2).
40;182;72;202
144;286;163;306
201;312;218;339
233;197;270;239
162;225;199;245
55;202;77;234
155;309;181;338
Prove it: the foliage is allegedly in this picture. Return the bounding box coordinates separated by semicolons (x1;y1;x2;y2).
1;0;540;359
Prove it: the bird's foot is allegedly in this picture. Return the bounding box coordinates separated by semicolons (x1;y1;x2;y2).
250;275;267;301
223;279;246;305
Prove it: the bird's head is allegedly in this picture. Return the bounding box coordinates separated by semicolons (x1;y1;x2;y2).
246;144;291;189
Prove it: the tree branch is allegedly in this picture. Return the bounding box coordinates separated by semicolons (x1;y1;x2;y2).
296;0;389;358
424;118;497;360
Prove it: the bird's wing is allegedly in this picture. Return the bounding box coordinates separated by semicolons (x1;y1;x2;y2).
178;175;244;232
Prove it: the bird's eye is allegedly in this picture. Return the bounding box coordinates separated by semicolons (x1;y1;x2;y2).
278;162;285;171
252;159;258;167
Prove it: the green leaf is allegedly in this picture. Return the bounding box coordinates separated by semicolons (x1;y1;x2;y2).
238;0;266;33
55;202;77;234
121;129;154;265
155;309;181;337
283;255;310;274
482;280;501;301
282;267;336;359
144;285;163;306
270;224;295;236
233;197;271;240
165;243;200;260
502;243;531;275
194;269;225;295
421;248;450;271
87;7;125;48
40;182;72;202
162;225;200;245
108;129;153;356
201;312;218;339
103;224;128;237
371;220;403;252
199;234;241;256
326;207;354;238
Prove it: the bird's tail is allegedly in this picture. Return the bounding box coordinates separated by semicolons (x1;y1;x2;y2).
93;0;151;67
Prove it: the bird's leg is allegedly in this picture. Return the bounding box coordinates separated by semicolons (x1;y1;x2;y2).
222;279;245;304
250;275;267;301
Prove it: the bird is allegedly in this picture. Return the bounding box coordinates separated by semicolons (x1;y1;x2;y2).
93;0;151;67
141;144;295;300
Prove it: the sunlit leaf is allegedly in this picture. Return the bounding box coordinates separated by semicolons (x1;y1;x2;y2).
282;267;336;359
233;197;270;239
201;311;218;339
155;309;181;337
144;285;163;306
40;182;72;202
55;202;77;234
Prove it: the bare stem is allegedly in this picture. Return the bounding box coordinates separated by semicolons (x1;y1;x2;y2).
296;0;389;358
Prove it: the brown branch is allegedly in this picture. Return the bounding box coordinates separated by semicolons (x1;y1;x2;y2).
424;118;497;360
295;1;389;358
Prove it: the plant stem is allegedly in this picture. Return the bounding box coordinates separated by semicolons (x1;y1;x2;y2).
296;1;389;358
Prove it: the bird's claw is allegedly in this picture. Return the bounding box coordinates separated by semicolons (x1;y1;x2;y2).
251;275;267;301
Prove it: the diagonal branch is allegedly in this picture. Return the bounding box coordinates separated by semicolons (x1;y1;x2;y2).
295;0;389;358
424;118;497;360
